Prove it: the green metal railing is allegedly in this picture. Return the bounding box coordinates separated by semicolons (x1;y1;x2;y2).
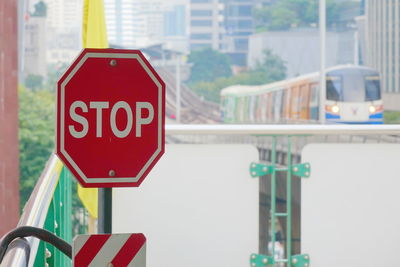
2;154;73;267
250;136;310;267
33;167;72;267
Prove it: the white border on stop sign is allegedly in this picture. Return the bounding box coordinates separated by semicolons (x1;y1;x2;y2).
59;52;163;184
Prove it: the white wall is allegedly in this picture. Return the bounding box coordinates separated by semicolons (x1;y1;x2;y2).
113;144;259;267
302;144;400;267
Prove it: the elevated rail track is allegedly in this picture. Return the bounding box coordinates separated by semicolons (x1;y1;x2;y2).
156;67;221;124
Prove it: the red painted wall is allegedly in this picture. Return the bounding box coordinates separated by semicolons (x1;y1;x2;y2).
0;0;20;235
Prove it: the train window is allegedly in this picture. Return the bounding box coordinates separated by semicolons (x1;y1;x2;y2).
290;87;300;119
300;84;310;120
274;91;281;122
365;76;381;101
310;83;319;105
344;73;368;102
280;90;285;119
310;83;319;120
285;88;291;119
249;96;255;122
256;94;262;122
326;76;342;101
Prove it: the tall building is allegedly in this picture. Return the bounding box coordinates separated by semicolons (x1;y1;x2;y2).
0;0;20;235
105;0;168;48
44;0;82;65
164;5;186;36
365;0;400;110
24;15;47;78
222;0;255;66
189;0;224;51
105;0;135;47
163;3;189;53
45;0;81;31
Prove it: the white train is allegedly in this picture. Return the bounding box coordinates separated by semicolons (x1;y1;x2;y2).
220;65;383;124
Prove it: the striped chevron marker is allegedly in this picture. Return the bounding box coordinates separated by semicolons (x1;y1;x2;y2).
73;233;146;267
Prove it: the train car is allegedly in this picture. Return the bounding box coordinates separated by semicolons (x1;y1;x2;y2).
220;65;383;124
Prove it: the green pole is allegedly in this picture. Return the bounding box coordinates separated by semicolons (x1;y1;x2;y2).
271;136;277;261
286;136;292;265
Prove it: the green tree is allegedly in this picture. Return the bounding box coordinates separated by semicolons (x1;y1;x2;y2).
18;85;85;233
253;49;287;81
190;49;286;102
384;111;400;124
25;74;44;91
46;63;69;91
19;86;55;209
32;1;47;17
188;47;232;83
254;0;359;31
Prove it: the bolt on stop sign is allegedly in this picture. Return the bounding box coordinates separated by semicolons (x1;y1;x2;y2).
56;49;165;188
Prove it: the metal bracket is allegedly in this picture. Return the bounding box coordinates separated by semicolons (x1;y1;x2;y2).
290;254;310;267
250;253;274;266
292;162;311;178
249;162;274;177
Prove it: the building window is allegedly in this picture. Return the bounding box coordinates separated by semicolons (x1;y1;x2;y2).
190;43;212;50
238;20;252;29
191;0;212;3
234;38;248;50
191;20;212;27
191;10;212;16
227;5;252;16
191;33;212;40
231;31;253;36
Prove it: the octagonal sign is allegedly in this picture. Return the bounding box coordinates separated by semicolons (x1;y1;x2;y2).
56;49;165;188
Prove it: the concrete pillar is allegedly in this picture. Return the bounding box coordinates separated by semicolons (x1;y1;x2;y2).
0;0;20;235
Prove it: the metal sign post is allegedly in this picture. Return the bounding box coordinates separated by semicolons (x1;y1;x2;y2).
98;188;112;234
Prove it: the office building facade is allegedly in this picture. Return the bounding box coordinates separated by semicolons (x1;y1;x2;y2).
189;0;224;51
365;0;400;110
105;0;188;50
45;0;81;64
24;15;47;78
222;0;255;66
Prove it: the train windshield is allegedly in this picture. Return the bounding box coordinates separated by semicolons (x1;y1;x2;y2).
365;76;381;101
327;71;382;102
326;76;342;101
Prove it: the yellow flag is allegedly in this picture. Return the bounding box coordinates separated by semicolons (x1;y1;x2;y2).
77;185;98;218
78;0;108;218
82;0;108;48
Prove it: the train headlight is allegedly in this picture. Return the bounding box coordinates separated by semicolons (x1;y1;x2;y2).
331;105;340;113
369;105;376;113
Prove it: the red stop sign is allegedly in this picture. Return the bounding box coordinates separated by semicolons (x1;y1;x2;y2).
56;49;165;188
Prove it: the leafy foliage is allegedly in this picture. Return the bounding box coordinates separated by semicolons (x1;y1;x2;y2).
25;74;44;91
384;111;400;124
188;47;232;83
190;49;287;102
19;86;55;209
46;63;69;92
253;49;287;81
254;0;359;31
32;1;47;17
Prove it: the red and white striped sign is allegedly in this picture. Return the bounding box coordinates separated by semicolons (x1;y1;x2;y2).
73;233;146;267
